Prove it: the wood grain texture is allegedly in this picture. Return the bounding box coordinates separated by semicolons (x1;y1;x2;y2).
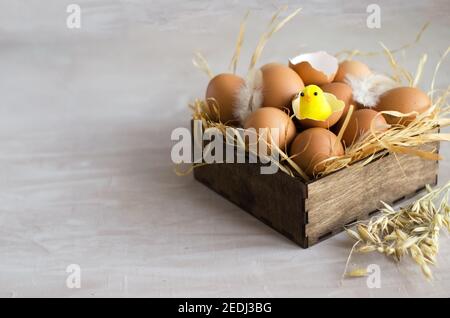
305;144;439;245
195;143;439;248
194;162;308;246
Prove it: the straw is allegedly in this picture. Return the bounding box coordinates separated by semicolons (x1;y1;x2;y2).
248;7;302;73
192;52;214;79
229;11;250;75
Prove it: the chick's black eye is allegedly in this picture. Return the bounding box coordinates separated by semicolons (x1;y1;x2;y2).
314;92;318;96
300;92;304;97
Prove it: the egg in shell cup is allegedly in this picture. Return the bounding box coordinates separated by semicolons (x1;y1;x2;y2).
190;7;450;181
291;84;345;129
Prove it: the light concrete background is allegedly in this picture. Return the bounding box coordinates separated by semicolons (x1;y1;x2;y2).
0;0;449;297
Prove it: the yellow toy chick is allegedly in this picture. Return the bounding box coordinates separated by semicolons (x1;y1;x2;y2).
292;85;345;121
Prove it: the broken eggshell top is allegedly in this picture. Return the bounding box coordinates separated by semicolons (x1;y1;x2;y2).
289;51;339;85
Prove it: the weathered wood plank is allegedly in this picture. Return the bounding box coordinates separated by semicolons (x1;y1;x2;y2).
305;143;439;246
194;163;308;246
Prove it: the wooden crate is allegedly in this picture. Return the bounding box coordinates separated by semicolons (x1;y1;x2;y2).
192;125;439;248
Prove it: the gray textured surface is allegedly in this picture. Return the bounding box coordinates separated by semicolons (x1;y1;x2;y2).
0;0;449;297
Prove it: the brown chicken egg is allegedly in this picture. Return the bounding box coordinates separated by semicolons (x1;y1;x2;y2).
289;51;338;85
299;82;353;129
290;128;344;177
205;73;244;124
375;87;431;125
334;60;371;83
261;63;304;109
341;109;388;147
244;107;296;151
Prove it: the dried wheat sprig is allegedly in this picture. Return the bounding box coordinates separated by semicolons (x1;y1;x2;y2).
346;268;369;277
192;52;214;79
344;181;450;280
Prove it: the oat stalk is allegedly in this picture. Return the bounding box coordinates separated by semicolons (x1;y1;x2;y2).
344;181;450;280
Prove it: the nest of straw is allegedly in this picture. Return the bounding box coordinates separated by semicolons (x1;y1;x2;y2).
191;7;450;182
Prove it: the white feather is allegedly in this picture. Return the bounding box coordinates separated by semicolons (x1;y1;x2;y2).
234;69;264;124
345;73;398;108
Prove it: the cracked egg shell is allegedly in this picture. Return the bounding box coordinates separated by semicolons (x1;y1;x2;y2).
322;82;353;119
290;128;344;177
299;109;343;129
205;73;244;124
289;51;338;86
261;63;304;110
244;107;296;151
